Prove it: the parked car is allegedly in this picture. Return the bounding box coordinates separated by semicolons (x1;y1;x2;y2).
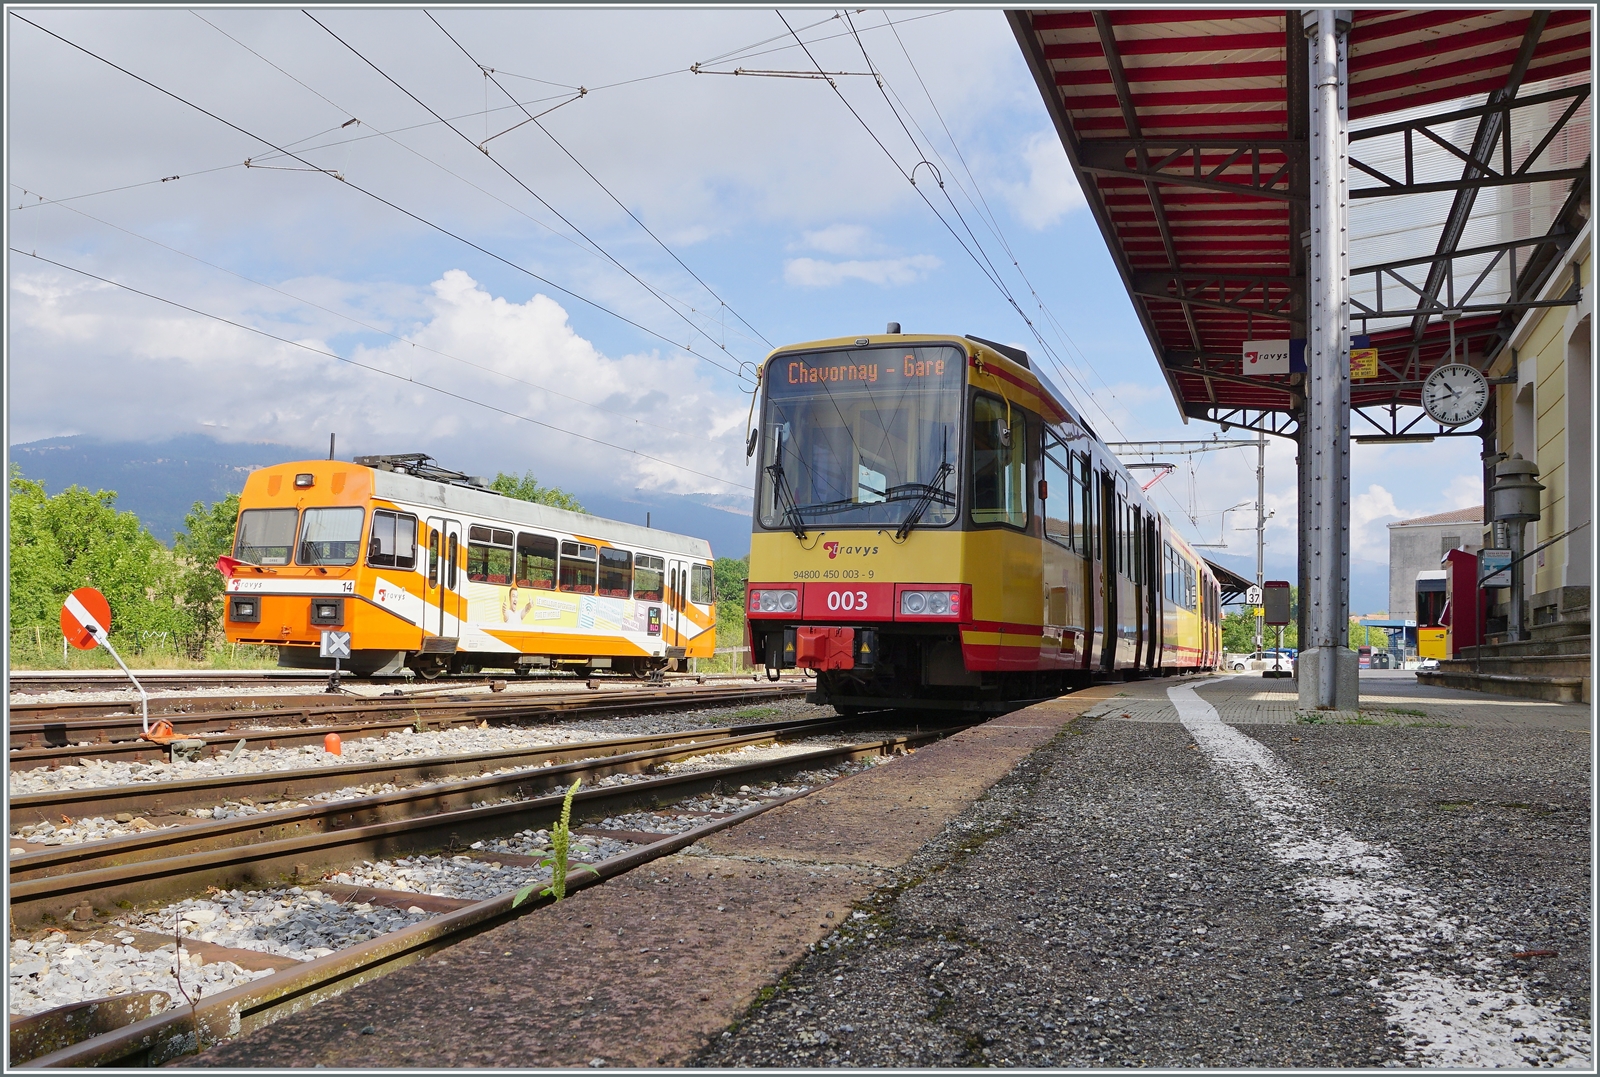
1228;649;1295;671
1416;657;1439;671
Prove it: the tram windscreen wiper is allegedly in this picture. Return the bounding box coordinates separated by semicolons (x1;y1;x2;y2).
764;430;808;540
893;461;955;540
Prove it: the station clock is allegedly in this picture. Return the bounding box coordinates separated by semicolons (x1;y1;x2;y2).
1420;363;1489;426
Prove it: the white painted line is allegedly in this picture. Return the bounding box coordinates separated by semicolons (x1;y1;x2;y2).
1168;683;1591;1069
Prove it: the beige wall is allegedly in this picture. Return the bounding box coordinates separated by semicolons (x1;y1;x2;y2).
1491;225;1592;599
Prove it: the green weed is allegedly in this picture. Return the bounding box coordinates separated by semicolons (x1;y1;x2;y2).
512;779;598;907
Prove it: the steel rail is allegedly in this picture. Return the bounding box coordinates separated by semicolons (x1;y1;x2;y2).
15;760;889;1070
9;723;945;924
8;684;809;767
9;712;869;850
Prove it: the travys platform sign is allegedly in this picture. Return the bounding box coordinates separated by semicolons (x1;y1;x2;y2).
1242;339;1290;376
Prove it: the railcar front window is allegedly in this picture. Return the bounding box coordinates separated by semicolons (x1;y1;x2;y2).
758;346;961;531
235;509;299;566
297;507;365;566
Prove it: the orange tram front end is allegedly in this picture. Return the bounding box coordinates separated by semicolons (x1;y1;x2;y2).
222;454;716;678
745;332;1222;713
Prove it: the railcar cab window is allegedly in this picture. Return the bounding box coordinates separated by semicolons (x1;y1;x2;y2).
598;547;632;597
634;555;665;601
970;395;1027;528
559;541;598;594
368;510;418;570
758;345;961;531
517;533;557;590
467;526;514;585
235;508;298;565
297;507;364;566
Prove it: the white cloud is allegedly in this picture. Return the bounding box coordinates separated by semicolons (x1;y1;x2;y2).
995;130;1087;230
1350;483;1407;561
9;265;752;504
783;254;941;288
794;224;877;257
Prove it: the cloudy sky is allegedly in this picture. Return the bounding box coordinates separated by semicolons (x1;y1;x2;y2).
6;6;1485;609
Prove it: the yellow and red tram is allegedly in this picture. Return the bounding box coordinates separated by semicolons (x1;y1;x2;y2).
745;332;1220;711
221;454;715;678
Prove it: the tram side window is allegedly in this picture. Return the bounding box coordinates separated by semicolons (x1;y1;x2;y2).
298;507;365;567
235;508;298;566
970;395;1028;528
466;525;514;585
634;555;665;601
368;510;418;569
1183;561;1197;610
516;533;557;589
598;547;632;597
690;563;714;605
1042;440;1074;551
559;541;598;594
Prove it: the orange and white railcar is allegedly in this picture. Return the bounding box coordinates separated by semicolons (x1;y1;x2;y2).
221;454;715;678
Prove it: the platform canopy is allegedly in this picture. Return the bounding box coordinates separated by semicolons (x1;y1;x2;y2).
1008;8;1591;441
1205;557;1258;605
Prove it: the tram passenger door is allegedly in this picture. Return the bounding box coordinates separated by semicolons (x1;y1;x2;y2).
1098;472;1117;671
423;517;464;646
667;559;689;654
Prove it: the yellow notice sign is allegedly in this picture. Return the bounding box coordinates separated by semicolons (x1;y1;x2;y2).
1350;347;1379;379
1417;626;1448;659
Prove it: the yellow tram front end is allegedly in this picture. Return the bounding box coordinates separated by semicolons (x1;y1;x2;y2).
745;333;1082;712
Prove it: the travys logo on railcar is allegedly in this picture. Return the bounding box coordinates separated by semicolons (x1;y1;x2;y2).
822;541;880;559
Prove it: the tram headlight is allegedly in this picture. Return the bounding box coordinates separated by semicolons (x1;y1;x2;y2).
750;588;799;615
899;588;961;618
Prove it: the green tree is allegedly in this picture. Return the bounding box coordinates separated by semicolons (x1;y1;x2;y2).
8;466;189;652
712;556;749;606
172;493;241;656
490;471;584;513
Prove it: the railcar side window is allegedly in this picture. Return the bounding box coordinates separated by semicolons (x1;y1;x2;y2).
598;547;632;597
970;395;1028;528
467;525;514;585
367;510;418;570
1042;437;1074;551
689;563;714;605
634;554;665;601
516;533;557;589
297;507;365;567
559;541;597;594
447;534;459;590
428;530;440;585
235;508;298;566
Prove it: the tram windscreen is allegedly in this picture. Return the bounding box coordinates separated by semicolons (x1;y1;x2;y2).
758;345;962;531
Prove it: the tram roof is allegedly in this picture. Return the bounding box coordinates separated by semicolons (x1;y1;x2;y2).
1008;8;1592;440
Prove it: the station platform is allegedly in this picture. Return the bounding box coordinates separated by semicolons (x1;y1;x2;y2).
181;672;1590;1069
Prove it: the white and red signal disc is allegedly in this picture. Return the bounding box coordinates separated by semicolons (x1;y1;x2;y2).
61;587;112;650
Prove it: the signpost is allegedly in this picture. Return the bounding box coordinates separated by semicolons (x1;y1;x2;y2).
1262;581;1292;679
320;630;352;692
60;587;150;734
1478;548;1512;588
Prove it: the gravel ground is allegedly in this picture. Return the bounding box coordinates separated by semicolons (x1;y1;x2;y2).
698;688;1591;1068
111;890;433;962
8;933;272;1018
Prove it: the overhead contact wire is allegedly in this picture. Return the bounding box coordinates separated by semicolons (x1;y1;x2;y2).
304;10;753;382
8;11;748;384
424;10;771;351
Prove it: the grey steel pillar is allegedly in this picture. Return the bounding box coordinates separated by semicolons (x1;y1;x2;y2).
1301;8;1356;709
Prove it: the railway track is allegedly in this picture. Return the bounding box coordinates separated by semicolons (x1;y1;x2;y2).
11;713;960;1067
8;668;770;697
8;682;809;766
